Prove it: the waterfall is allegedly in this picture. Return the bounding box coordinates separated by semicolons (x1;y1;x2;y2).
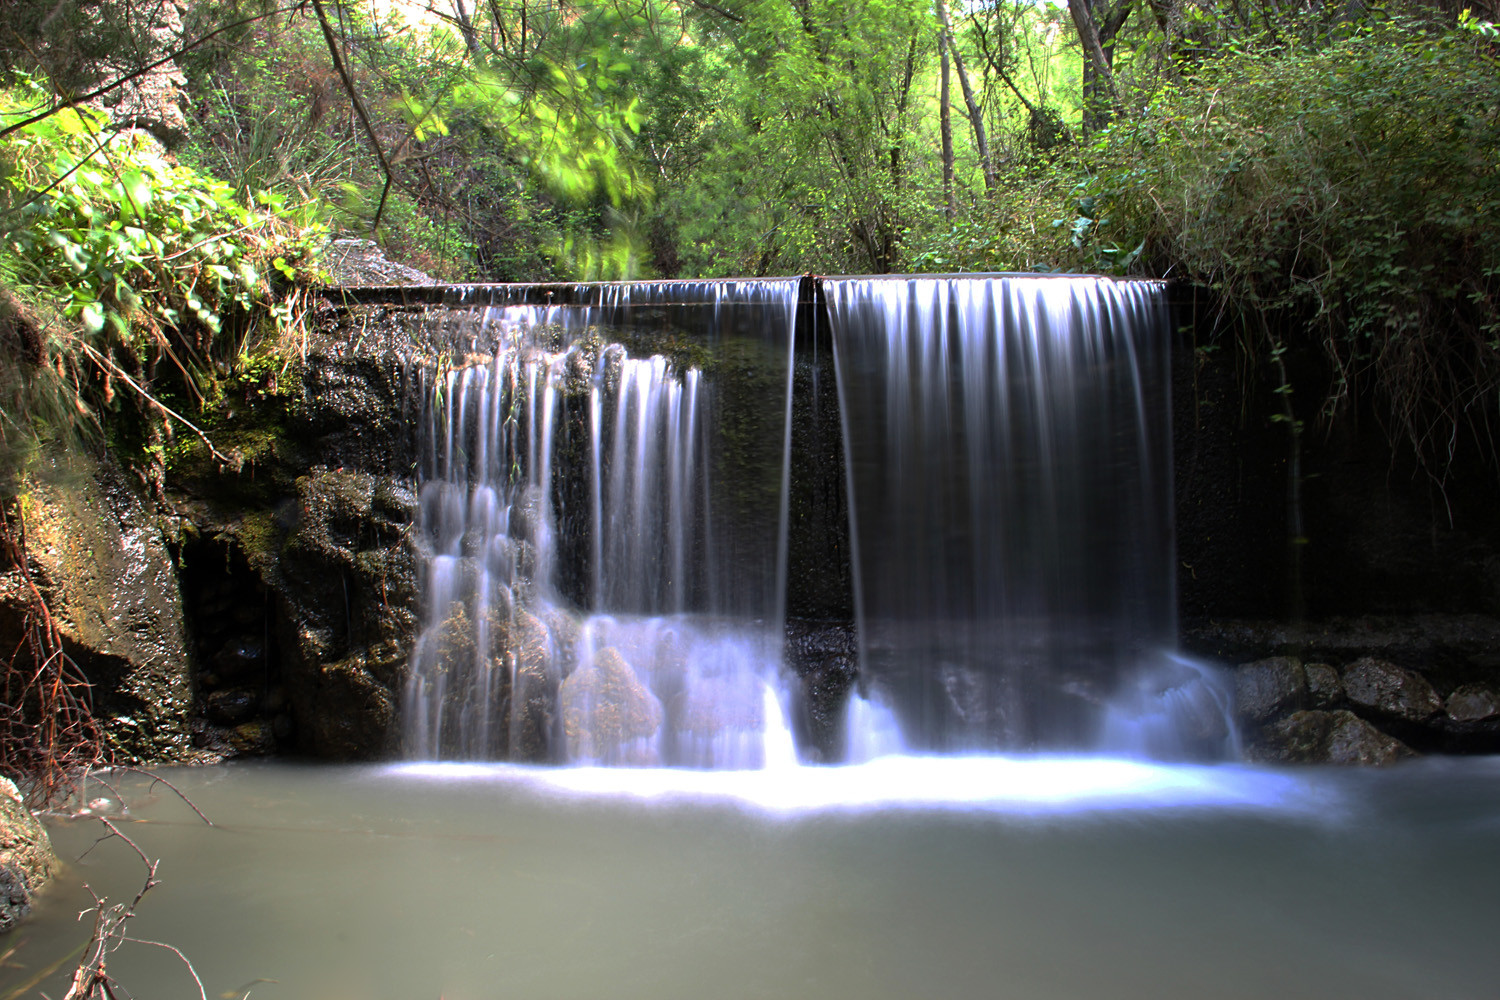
404;280;800;766
826;275;1229;754
401;273;1232;765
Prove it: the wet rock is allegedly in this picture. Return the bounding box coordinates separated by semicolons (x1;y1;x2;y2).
0;777;58;934
268;468;417;759
1342;657;1442;723
1183;615;1500;670
1234;656;1307;724
299;647;400;759
511;486;548;544
1249;710;1414;766
206;687;259;725
0;457;193;762
1446;684;1500;723
1305;662;1343;707
560;647;664;761
510;611;558;761
230;721;277;755
540;605;581;676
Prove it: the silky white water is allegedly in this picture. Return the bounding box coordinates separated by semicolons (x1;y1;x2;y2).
404;280;801;766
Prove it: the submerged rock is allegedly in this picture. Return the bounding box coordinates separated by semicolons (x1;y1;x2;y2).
0;778;58;934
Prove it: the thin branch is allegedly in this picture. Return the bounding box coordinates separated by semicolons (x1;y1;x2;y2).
74;342;233;466
684;0;744;23
310;0;397;234
117;939;207;1000
106;766;214;827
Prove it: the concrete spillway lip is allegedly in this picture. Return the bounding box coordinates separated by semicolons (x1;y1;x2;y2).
317;273;1165;309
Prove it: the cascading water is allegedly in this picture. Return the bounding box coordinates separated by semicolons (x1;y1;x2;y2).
826;275;1232;755
404;273;1230;766
405;280;801;767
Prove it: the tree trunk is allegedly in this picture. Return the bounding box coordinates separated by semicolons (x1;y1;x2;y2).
939;30;955;219
935;0;994;194
1069;0;1128;134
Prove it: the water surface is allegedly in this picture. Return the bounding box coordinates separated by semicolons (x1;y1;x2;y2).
5;758;1498;1000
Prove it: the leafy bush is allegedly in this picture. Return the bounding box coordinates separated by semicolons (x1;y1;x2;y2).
985;14;1500;478
0;76;326;487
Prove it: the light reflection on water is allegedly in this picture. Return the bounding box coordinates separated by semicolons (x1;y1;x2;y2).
5;758;1498;1000
390;756;1327;818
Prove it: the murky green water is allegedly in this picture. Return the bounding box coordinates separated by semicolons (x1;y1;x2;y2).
4;758;1498;1000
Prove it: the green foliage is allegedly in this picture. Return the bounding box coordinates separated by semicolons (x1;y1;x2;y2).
1065;14;1500;473
0;75;326;489
4;91;322;349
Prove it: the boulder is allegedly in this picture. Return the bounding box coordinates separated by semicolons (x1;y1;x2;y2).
0;777;58;934
1446;684;1500;723
560;646;663;762
271;469;417;759
1341;657;1442;722
0;458;192;761
1234;656;1306;724
1305;662;1343;707
1249;710;1414;766
323;238;436;286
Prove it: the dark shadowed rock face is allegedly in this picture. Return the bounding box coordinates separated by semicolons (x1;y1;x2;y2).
1342;657;1443;723
164;341;423;762
1234;657;1307;725
1446;684;1500;723
1224;619;1500;761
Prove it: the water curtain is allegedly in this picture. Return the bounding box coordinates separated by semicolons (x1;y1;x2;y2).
405;274;1230;765
824;275;1227;755
405;280;800;766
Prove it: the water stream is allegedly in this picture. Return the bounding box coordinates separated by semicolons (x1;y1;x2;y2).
3;274;1495;999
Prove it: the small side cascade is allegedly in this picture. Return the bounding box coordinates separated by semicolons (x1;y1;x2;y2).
404;280;801;767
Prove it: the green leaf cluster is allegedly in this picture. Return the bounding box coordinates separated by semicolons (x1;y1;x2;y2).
0;74;327;486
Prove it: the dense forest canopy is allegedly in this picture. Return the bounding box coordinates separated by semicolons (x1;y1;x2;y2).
1;0;1498;488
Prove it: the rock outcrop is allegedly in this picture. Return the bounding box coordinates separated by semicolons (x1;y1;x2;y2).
0;778;58;934
0;458;194;762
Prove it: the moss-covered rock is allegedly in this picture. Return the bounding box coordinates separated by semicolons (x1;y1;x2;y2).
0;777;58;933
561;646;663;762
